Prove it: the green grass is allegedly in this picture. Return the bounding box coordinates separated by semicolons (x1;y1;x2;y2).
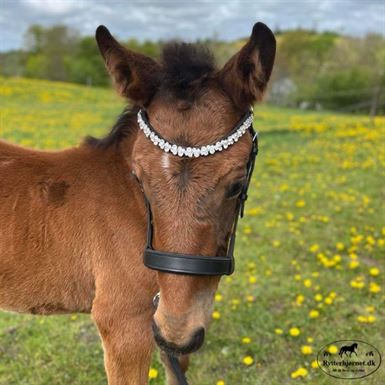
1;77;384;385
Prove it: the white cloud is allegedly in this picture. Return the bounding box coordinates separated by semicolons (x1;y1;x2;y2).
1;0;383;51
22;0;83;14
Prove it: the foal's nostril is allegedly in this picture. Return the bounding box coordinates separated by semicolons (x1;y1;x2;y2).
191;327;205;351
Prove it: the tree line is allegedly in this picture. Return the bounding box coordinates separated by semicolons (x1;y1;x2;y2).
1;24;384;114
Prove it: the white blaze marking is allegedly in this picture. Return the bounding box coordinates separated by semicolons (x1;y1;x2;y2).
162;153;170;171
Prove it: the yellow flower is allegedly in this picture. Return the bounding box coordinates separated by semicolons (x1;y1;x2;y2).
246;295;255;302
249;275;257;284
296;294;305;305
242;337;251;344
307;337;314;343
301;345;313;355
311;360;319;369
216;381;225;385
369;282;381;293
289;327;300;337
369;267;380;276
215;293;223;302
274;328;283;335
309;244;319;253
314;293;323;302
294;274;301;281
366;305;375;313
243;226;252;235
243;356;254;366
367;315;376;323
324;297;333;305
350;279;365;289
70;315;77;321
349;260;360;269
303;279;312;288
336;242;345;250
212;311;221;320
309;309;320;318
328;345;338;354
272;240;281;247
295;200;306;207
286;212;294;221
291;367;308;378
148;368;158;379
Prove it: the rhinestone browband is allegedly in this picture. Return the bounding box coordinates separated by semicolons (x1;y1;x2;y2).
137;109;254;158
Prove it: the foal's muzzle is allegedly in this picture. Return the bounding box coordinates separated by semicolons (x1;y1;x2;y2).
152;322;205;356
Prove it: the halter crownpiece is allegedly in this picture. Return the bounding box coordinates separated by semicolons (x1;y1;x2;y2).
137;109;254;157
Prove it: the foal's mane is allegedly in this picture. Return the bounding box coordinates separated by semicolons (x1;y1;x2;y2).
86;42;216;149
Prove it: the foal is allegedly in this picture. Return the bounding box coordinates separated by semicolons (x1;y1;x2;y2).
0;23;275;384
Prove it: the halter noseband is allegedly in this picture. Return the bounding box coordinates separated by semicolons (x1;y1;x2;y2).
137;109;258;277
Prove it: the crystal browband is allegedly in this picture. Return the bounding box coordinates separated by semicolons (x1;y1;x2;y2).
137;109;254;158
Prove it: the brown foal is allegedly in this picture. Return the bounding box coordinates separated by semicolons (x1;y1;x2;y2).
0;22;275;384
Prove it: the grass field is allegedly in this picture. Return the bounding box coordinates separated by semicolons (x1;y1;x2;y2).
0;77;384;385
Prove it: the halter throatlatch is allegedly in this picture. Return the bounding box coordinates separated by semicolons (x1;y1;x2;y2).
139;109;258;277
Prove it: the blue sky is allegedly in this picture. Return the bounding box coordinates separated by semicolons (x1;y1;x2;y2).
0;0;384;51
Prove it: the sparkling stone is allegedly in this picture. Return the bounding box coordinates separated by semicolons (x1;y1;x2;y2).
209;146;215;154
201;146;208;156
171;145;178;155
164;143;171;152
193;148;200;157
177;147;185;157
186;147;193;157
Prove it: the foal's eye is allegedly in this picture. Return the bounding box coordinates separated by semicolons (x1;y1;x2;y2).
226;181;244;198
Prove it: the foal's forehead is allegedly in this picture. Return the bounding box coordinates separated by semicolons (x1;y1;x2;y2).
147;91;241;147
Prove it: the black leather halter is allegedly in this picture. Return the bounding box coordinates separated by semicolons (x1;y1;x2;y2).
142;110;258;276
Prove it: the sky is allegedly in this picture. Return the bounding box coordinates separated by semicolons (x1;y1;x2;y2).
0;0;384;51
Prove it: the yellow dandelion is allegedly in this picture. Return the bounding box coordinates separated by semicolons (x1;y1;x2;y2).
349;260;360;269
215;293;223;302
328;345;338;354
314;293;323;302
148;368;158;379
303;279;312;288
291;367;308;378
309;309;320;319
216;381;225;385
336;242;345;251
274;328;283;335
309;244;319;253
243;356;254;366
212;311;221;320
369;267;380;276
369;282;381;293
289;327;300;337
367;315;376;323
242;337;251;344
249;275;257;284
311;360;319;369
296;200;306;207
243;226;252;235
301;345;313;355
296;294;305;305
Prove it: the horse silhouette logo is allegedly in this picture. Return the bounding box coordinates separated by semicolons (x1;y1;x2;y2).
339;342;358;357
318;340;381;379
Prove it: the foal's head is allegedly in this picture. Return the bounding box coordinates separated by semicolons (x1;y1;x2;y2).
95;23;275;355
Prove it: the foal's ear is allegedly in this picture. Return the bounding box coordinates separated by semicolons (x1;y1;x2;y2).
95;25;161;105
219;22;276;109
